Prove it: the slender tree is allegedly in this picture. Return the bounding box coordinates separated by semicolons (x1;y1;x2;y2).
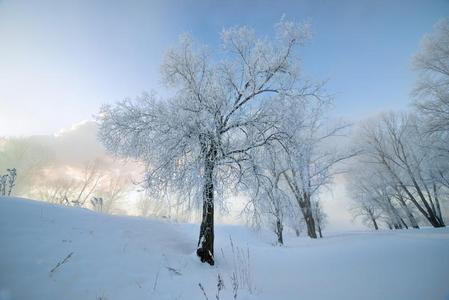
312;200;327;238
246;145;293;245
275;95;354;238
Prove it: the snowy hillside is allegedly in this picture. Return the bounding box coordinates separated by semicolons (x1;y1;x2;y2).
1;197;449;300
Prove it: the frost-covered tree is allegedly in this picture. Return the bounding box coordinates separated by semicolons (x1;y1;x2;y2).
0;168;17;196
413;19;449;135
0;174;6;196
413;20;449;194
6;168;17;196
33;161;104;207
98;20;315;265
275;95;353;238
348;20;449;231
350;196;382;230
356;112;445;228
246;145;293;245
90;197;104;212
95;173;130;214
312;199;326;238
245;92;352;240
349;170;411;230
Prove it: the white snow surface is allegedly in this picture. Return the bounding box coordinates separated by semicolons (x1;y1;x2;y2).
1;197;449;300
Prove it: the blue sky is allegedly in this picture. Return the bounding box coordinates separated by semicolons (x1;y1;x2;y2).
0;0;448;136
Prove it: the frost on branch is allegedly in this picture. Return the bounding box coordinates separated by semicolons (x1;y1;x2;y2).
97;19;323;264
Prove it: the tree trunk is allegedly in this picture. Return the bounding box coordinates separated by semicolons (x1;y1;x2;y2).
275;218;284;245
197;141;216;266
400;217;408;229
382;161;444;227
303;192;317;239
282;173;317;239
317;224;323;238
397;196;419;229
372;217;379;230
433;183;444;226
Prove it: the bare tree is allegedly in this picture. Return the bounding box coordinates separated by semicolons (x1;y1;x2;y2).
98;20;315;264
31;161;104;207
95;173;129;214
413;19;449;197
69;162;103;207
246;145;292;245
0;137;50;197
413;19;449;135
6;168;17;196
275;95;355;238
0;174;7;196
312;200;327;238
358;113;445;227
0;168;17;196
347;160;421;230
351;199;382;230
90;197;104;212
137;194;166;218
349;22;449;230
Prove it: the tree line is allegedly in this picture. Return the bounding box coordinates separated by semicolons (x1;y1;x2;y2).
350;20;449;230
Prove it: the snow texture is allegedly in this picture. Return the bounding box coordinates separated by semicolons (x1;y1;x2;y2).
1;197;448;300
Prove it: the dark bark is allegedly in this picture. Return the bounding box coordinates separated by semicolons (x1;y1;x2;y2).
382;158;445;227
282;173;317;239
275;218;284;245
304;214;317;238
197;140;217;266
396;194;419;229
303;194;317;239
433;183;444;226
393;222;402;229
399;217;408;229
371;217;379;230
317;224;323;238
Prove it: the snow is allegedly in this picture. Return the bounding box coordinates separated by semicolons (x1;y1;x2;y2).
1;197;449;300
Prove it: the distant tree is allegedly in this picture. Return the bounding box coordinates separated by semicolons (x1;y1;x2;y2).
98;20;315;265
274;95;354;239
6;168;17;196
351;199;382;230
0;168;17;196
32;161;103;207
348;20;449;231
413;19;449;196
90;197;104;212
0;174;6;196
356;113;445;228
95;173;129;214
413;19;449;135
312;200;327;238
247;145;292;245
137;194;167;218
0;138;50;197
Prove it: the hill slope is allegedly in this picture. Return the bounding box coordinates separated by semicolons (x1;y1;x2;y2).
1;197;449;300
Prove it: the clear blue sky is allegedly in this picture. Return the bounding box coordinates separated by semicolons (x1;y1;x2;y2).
1;0;448;136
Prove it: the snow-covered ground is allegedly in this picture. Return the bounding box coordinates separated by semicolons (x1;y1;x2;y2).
1;197;448;300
